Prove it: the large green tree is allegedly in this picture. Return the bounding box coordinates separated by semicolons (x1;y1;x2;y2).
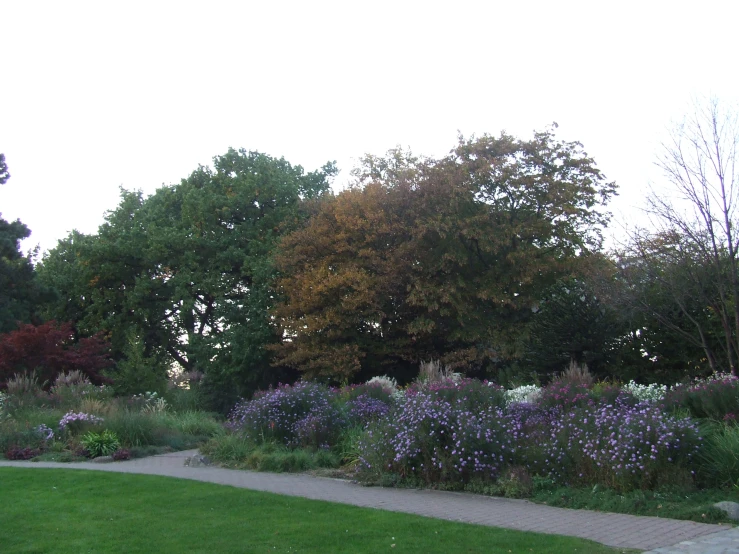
0;153;51;333
272;129;617;382
39;149;335;405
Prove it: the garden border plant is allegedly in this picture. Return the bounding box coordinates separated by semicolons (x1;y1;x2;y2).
198;367;739;523
0;371;224;462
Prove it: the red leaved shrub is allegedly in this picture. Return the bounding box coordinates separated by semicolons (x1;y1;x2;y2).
0;321;112;389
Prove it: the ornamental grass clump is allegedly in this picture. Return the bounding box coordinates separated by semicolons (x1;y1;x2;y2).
228;382;344;449
49;371;97;408
365;375;398;393
697;422;739;488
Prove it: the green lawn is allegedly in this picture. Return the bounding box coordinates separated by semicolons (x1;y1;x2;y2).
0;469;632;553
531;484;739;524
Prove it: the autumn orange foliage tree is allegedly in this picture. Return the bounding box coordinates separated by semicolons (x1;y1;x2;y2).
272;128;616;382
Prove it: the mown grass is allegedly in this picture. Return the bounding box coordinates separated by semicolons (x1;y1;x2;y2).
0;469;632;554
531;484;739;524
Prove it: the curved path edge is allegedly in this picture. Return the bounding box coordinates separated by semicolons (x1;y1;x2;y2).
1;450;735;552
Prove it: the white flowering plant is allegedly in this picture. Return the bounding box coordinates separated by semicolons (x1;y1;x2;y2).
504;384;541;405
621;381;668;403
365;375;398;393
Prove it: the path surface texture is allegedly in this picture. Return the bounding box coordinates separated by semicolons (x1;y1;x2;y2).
3;450;739;553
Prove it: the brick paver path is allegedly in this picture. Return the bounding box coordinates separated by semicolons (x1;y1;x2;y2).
2;450;737;552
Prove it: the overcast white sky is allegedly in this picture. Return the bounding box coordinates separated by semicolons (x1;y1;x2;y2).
1;1;737;256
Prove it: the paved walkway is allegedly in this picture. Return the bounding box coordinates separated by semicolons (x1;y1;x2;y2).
2;450;739;553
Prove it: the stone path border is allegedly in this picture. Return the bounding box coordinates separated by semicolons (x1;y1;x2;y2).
1;450;737;552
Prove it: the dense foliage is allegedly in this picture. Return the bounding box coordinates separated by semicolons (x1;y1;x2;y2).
38;149;336;406
205;371;735;496
272;130;616;382
0;370;221;461
0;153;51;333
0;321;112;388
1;104;736;403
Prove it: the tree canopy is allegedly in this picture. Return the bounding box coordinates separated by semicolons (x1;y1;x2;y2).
39;149;336;405
0;154;51;333
272;129;617;382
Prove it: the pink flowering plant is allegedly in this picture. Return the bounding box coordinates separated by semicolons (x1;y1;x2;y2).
405;378;507;412
663;376;739;421
536;381;593;410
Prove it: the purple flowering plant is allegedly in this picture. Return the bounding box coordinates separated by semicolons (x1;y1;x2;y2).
357;392;515;485
346;394;391;425
357;391;702;492
341;382;395;404
35;424;55;442
58;411;104;434
227;381;345;449
541;398;702;491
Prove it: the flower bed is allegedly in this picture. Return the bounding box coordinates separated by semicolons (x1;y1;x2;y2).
213;373;729;493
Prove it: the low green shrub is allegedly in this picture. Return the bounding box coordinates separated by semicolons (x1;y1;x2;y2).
697;422;739;488
80;430;120;458
165;386;205;413
0;418;53;455
104;411;156;447
200;433;253;462
531;484;738;524
202;434;339;472
590;382;637;406
156;411;224;438
150;428;191;450
32;451;87;462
